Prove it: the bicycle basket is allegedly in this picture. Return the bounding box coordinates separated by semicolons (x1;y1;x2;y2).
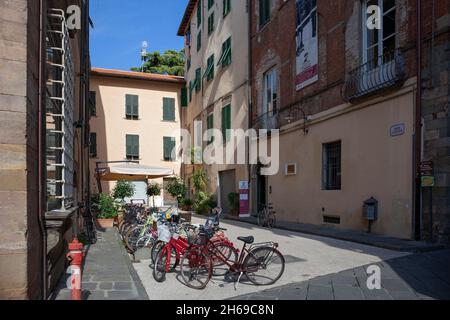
157;224;172;243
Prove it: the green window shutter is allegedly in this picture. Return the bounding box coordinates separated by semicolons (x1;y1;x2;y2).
164;137;176;161
204;54;215;81
163;98;175;121
89;91;96;116
181;87;188;107
189;81;193;101
208;0;214;10
126;135;139;158
259;0;270;26
218;37;232;67
195;68;202;92
197;1;202;26
133;95;139;117
222;104;231;142
197;31;202;52
133;135;139;158
89;132;97;157
207;114;214;144
223;0;231;17
126;95;132;116
208;13;215;35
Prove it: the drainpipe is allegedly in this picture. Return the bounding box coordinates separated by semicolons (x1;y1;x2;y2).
38;0;48;300
414;0;422;240
247;0;253;215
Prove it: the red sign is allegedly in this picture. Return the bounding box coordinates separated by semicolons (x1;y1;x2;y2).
239;181;250;217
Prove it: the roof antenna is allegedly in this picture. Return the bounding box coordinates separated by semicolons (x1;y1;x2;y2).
141;41;148;72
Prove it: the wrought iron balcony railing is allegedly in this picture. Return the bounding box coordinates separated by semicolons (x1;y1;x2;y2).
343;50;406;102
253;110;279;131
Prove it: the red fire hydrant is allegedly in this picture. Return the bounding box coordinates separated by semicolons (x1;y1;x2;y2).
66;238;84;300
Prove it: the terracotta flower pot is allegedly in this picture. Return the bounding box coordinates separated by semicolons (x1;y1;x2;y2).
96;218;115;229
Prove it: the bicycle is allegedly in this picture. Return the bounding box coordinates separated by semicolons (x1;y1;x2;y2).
257;203;277;229
179;229;285;290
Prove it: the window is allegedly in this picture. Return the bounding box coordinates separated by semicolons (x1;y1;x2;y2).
187;57;191;71
89;91;96;116
204;54;215;81
181;87;188;107
195;68;202;92
163;137;176;161
259;0;271;27
363;0;396;65
89;132;97;158
126;135;139;160
197;31;202;52
221;104;231;142
218;37;232;67
163;97;176;121
125;94;139;119
322;141;342;190
208;0;214;10
223;0;231;17
263;68;278;116
207;113;214;145
189;80;194;101
197;1;202;27
208;12;215;35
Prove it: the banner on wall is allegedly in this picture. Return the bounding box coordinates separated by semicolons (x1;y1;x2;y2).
295;0;318;90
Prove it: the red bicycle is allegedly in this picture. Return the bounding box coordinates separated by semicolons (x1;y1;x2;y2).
179;229;285;290
152;225;238;282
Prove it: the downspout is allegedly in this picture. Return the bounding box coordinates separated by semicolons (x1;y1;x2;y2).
414;0;422;240
38;0;48;300
247;0;253;215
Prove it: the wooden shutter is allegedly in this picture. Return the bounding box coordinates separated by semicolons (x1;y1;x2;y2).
126;95;132;116
181;87;188;107
126;135;132;156
164;137;175;161
133;95;139;117
222;105;231;141
90;132;97;157
163;98;175;121
133;135;139;158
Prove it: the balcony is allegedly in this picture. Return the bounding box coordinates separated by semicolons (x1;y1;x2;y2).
343;50;406;102
253;111;279;131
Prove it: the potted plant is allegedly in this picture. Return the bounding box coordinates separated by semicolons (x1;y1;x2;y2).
166;177;187;204
96;193;118;228
147;182;161;209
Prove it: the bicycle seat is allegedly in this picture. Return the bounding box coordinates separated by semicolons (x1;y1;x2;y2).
237;236;254;244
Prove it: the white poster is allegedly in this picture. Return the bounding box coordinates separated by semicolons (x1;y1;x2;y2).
295;0;318;90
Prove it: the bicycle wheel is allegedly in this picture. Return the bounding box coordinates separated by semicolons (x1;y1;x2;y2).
151;241;178;271
151;241;165;264
257;209;265;227
180;247;212;290
267;213;276;229
210;243;238;276
243;247;285;286
153;246;170;282
124;226;142;253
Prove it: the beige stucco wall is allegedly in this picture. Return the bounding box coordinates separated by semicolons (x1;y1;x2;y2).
269;89;415;239
181;0;250;206
89;75;183;203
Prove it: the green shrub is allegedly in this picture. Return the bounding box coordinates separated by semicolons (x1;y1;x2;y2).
97;193;118;219
192;169;208;193
180;198;194;211
165;177;187;203
112;180;135;203
194;191;216;215
228;192;240;214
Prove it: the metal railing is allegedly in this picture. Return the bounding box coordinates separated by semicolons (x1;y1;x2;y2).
45;9;75;210
253;110;279;130
343;50;406;102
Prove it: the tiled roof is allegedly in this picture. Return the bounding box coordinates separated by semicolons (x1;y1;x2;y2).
91;68;185;84
177;0;198;36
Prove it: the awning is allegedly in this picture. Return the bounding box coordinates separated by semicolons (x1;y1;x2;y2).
98;162;174;181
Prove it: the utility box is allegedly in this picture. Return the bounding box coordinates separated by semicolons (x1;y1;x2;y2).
363;197;378;221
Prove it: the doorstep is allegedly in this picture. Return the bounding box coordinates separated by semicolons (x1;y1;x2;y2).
222;214;445;253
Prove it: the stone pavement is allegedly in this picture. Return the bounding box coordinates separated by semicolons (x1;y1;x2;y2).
52;229;148;300
231;249;450;300
227;215;443;253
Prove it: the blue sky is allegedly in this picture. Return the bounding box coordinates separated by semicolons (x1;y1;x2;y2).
90;0;188;71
